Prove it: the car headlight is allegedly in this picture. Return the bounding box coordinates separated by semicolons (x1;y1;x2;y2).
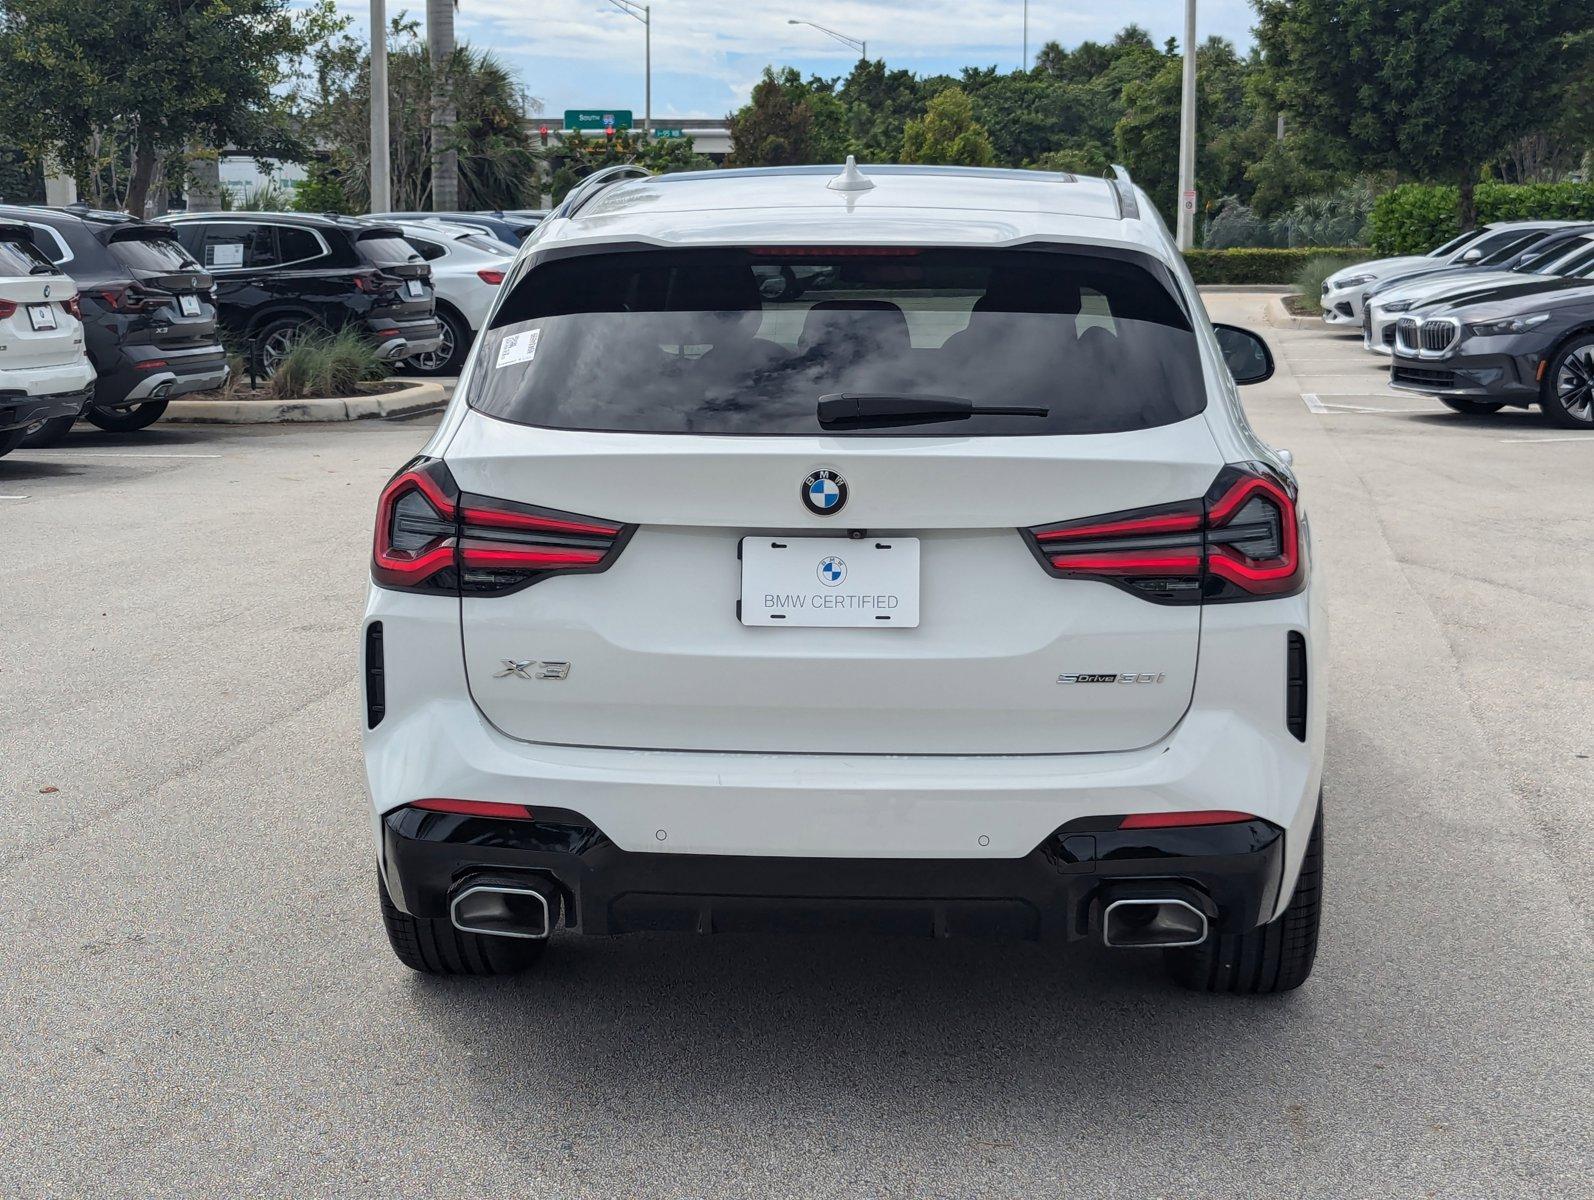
1382;299;1414;313
1333;273;1376;290
1463;313;1550;337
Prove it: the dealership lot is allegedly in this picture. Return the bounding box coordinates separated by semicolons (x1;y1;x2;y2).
2;295;1590;1196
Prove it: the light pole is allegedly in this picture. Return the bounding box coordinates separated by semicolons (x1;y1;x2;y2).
1022;1;1028;71
1175;0;1197;250
605;1;651;137
786;18;866;62
370;0;391;212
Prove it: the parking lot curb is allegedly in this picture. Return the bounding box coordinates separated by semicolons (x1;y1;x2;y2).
164;381;448;424
1266;295;1318;331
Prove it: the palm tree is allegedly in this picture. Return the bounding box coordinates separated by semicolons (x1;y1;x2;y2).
426;0;458;209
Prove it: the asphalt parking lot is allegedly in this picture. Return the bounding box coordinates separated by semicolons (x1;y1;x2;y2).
3;295;1590;1198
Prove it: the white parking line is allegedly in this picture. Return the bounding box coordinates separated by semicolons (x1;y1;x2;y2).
1498;435;1594;444
1301;392;1328;413
19;451;222;459
0;494;27;500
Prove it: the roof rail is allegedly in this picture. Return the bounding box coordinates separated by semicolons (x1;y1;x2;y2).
1106;164;1139;220
553;164;653;221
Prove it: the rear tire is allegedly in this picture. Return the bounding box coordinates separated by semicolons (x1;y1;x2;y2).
1164;800;1323;994
19;414;75;446
378;873;547;976
1439;398;1504;416
403;306;470;376
85;400;169;433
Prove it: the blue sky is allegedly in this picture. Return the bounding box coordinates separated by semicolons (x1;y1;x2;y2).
325;2;1260;119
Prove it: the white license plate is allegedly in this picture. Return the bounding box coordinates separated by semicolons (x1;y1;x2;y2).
27;303;57;331
179;293;201;317
406;278;424;298
740;536;920;628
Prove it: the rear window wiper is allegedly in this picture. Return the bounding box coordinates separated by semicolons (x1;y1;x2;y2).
817;392;1049;426
29;264;56;275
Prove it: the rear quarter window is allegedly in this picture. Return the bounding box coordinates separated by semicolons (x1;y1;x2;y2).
468;247;1205;437
356;234;424;267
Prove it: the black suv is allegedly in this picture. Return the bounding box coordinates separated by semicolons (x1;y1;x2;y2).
162;214;442;375
0;204;229;440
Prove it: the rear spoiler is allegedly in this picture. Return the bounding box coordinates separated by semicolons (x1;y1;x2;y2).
102;222;185;244
355;223;409;240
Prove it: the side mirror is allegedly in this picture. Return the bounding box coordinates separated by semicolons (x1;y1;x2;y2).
1212;323;1275;385
1459;248;1483;263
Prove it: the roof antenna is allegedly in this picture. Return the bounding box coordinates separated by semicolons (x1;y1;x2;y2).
828;155;874;193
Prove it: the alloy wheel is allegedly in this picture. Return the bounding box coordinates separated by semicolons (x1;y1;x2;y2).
260;327;299;377
1555;343;1594;424
408;321;454;373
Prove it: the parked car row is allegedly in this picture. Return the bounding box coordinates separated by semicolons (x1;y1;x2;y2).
1322;221;1594;428
0;205;523;454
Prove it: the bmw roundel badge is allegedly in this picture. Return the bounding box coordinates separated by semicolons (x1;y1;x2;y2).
802;469;847;516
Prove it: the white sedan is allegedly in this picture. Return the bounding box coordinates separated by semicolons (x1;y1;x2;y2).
395;220;514;375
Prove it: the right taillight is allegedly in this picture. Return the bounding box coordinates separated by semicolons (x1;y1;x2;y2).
372;457;632;595
1022;463;1302;604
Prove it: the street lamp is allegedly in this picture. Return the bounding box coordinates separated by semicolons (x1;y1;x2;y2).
786;18;866;62
370;0;391;212
1175;0;1197;250
604;1;651;137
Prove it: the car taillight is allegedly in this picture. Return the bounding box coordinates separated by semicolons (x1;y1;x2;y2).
353;272;401;295
477;268;505;285
372;456;632;595
1021;463;1302;604
0;299;16;318
64;295;81;319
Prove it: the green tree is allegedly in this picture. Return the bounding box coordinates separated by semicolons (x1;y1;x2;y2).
302;14;540;210
837;60;924;162
900;87;996;166
0;0;327;215
1256;0;1587;228
727;69;815;166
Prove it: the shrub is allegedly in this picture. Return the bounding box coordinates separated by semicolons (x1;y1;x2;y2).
1182;247;1364;285
268;327;387;399
1369;182;1594;255
1293;254;1364;300
1205;179;1378;249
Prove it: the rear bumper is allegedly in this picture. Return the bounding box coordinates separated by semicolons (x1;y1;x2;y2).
0;357;96;418
95;344;229;407
363;582;1326;923
367;315;443;361
380;806;1286;941
0;385;93;432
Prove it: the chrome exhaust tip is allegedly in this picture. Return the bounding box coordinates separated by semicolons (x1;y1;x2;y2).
1102;897;1208;949
449;880;557;940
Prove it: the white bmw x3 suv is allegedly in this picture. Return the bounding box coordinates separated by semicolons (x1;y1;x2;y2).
363;162;1326;993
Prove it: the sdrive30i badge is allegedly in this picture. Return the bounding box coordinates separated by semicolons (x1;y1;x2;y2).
1058;672;1166;684
802;469;847;516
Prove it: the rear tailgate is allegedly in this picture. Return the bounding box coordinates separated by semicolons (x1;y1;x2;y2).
450;415;1221;755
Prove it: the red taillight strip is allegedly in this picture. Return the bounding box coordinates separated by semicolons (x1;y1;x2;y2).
1207;473;1292;528
1119;810;1257;829
459;505;621;537
411;798;534;819
1036;511;1203;542
371;468;458;587
1047;552;1202;576
749;246;922;257
458;544;605;569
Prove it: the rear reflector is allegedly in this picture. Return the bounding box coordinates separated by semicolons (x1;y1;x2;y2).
1118;810;1257;829
411;798;534;819
477;269;505;285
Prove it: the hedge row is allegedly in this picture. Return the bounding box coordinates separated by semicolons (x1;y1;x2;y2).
1369;183;1594;256
1182;247;1363;285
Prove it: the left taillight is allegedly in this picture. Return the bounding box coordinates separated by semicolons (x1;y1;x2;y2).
64;295;81;319
1021;463;1302;604
372;456;632;594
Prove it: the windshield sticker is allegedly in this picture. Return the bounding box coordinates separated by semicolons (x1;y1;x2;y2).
496;327;540;368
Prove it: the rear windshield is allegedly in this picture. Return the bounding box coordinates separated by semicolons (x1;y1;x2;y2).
108;235;196;273
468;248;1204;437
357;234;424;266
0;236;56;275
